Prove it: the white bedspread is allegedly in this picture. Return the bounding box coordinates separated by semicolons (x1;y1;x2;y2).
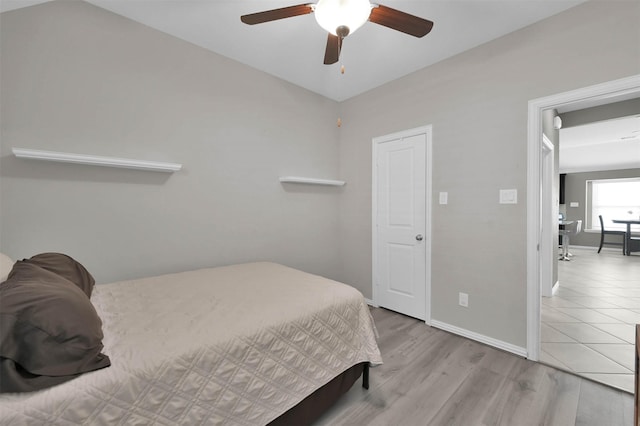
0;262;382;425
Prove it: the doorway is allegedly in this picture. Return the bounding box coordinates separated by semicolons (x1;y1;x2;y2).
526;74;640;361
372;125;432;322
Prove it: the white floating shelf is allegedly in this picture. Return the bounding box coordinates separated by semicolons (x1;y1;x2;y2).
12;148;182;173
279;176;345;186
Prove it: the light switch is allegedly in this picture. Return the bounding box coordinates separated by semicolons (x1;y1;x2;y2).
570;202;579;208
499;189;518;204
439;192;448;205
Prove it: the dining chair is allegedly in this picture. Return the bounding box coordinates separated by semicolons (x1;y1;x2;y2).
597;215;626;254
559;219;582;261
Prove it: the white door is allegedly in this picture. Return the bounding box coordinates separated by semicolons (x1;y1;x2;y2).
373;126;431;321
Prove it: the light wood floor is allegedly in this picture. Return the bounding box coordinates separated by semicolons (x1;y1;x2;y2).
314;307;634;426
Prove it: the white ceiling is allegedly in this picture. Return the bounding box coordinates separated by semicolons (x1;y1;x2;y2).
1;0;586;101
559;115;640;174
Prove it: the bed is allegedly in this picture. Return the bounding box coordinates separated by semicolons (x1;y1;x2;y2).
0;254;382;425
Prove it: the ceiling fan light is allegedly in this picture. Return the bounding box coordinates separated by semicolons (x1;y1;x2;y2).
314;0;372;36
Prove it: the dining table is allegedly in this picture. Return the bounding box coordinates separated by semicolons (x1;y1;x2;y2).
612;218;640;255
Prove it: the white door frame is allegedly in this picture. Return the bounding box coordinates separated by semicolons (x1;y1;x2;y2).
526;74;640;360
540;135;555;298
372;125;433;324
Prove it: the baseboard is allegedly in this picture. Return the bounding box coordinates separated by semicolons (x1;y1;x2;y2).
560;245;627;256
570;245;620;252
365;298;378;307
430;319;528;358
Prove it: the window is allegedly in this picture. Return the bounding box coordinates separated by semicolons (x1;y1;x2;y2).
586;177;640;232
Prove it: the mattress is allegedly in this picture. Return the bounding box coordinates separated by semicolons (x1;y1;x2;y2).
0;262;382;425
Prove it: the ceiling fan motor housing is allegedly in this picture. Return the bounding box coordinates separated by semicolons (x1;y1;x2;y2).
336;25;350;38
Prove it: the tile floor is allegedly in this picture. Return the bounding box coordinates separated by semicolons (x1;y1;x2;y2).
541;246;640;394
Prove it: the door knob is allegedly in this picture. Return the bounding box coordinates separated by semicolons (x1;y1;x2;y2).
415;234;423;241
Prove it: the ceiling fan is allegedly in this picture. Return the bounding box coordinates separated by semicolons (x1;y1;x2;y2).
241;0;434;65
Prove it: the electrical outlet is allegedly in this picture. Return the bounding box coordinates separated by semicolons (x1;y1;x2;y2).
459;292;469;307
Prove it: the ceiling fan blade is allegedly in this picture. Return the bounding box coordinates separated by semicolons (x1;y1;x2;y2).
241;4;313;25
369;4;434;38
323;33;342;65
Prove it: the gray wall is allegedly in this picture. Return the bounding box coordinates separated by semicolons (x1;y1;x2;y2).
0;1;342;283
563;168;640;248
1;0;639;351
561;98;640;128
337;1;640;348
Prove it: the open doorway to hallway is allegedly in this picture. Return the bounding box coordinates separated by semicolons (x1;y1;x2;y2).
541;94;640;393
526;74;640;393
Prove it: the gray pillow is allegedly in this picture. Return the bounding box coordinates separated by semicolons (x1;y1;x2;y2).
0;260;110;393
20;252;95;298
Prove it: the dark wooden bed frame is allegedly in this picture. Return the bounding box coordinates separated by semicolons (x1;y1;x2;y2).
269;363;369;425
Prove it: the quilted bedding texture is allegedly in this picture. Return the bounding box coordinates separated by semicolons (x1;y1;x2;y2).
0;262;382;425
